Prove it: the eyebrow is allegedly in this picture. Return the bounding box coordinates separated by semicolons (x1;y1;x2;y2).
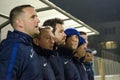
31;14;37;18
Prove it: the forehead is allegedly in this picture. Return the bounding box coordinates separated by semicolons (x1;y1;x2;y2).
55;24;64;31
67;35;78;42
22;7;36;15
86;52;92;56
68;35;78;39
40;29;53;36
71;35;78;38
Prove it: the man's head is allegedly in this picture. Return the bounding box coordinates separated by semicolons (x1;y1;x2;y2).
80;31;88;45
33;27;55;50
84;49;94;62
9;5;40;38
43;18;66;46
64;28;80;51
74;36;87;59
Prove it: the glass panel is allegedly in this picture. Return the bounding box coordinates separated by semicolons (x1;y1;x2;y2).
0;0;48;15
37;9;69;25
64;20;82;29
76;27;91;32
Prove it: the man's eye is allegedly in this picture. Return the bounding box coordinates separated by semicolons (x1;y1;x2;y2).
31;15;37;18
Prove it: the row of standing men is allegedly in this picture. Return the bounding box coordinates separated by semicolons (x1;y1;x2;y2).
0;4;94;80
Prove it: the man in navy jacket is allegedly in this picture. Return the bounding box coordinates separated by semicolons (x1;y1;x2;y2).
33;27;56;80
43;18;66;80
58;28;81;80
0;5;42;80
73;35;89;80
84;49;95;80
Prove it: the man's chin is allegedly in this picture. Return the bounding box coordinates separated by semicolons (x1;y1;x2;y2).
61;41;65;46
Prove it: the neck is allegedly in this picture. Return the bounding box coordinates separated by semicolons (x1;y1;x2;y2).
74;53;81;59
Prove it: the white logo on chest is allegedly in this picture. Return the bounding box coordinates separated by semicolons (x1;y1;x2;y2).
64;61;69;64
43;63;47;67
30;49;34;58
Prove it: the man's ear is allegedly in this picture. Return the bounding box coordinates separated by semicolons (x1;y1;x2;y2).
33;38;39;46
16;18;24;28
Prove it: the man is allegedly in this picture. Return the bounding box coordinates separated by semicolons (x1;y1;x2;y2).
84;49;95;80
73;36;89;80
80;31;95;80
74;37;87;59
0;5;42;80
33;27;56;80
43;18;66;80
43;18;66;47
58;28;81;80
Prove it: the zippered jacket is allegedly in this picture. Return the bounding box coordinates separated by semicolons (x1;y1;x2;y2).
0;30;42;80
33;45;56;80
58;46;81;80
73;57;89;80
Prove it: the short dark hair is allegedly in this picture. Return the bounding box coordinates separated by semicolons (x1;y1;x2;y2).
36;27;52;39
43;18;64;33
79;31;87;35
9;5;34;27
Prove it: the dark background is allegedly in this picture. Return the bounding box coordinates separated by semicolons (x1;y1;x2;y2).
49;0;120;25
49;0;120;60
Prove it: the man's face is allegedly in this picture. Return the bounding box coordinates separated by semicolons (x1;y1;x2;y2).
21;7;40;38
76;43;87;58
65;35;79;50
38;29;55;50
85;52;93;62
54;24;66;46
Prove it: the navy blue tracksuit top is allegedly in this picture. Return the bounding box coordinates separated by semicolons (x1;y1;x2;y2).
0;30;42;80
48;50;65;80
73;57;89;80
33;45;56;80
58;46;81;80
83;62;94;80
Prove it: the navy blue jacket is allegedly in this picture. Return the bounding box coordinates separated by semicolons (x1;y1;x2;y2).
33;45;56;80
0;30;42;80
48;50;65;80
58;46;81;80
73;57;89;80
83;62;94;80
